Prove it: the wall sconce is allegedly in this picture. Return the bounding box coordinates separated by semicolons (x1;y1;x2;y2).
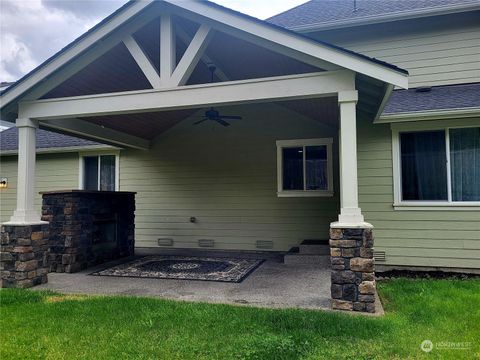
0;178;7;189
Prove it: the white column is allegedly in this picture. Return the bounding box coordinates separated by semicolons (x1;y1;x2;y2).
5;118;46;225
332;90;372;228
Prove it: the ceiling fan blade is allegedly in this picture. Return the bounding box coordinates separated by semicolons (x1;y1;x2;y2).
219;115;242;120
194;118;208;125
216;119;231;127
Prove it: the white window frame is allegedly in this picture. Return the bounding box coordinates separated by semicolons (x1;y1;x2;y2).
78;151;120;191
276;138;334;197
392;119;480;211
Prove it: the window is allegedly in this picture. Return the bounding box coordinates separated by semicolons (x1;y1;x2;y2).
276;138;333;197
393;123;480;209
80;154;118;191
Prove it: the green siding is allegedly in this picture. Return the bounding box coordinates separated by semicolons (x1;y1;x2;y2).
0;153;79;223
119;103;340;251
357;117;480;269
313;12;480;87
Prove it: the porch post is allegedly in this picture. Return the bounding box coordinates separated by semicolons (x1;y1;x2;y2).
1;119;49;288
329;91;376;313
335;90;368;226
5;118;45;225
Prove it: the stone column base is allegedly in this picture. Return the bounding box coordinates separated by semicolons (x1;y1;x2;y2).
329;227;376;313
1;224;50;288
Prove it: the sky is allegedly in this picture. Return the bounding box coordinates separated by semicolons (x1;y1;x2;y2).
0;0;308;83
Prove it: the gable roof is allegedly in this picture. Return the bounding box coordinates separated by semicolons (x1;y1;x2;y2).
0;127;110;154
1;0;408;114
268;0;480;31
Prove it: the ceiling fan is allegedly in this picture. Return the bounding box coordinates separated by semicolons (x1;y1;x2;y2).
194;65;242;127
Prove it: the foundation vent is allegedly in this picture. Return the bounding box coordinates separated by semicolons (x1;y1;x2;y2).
256;240;273;249
158;238;173;247
198;239;215;248
374;251;386;262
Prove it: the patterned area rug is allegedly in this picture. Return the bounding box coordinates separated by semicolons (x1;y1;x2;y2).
90;256;265;283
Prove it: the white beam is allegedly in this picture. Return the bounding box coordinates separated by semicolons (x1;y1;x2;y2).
176;27;229;81
160;14;175;84
19;71;355;120
123;35;160;88
5;119;46;225
40;119;150;150
170;24;213;86
332;90;371;228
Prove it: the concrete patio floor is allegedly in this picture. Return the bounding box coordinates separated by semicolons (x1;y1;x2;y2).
35;257;332;310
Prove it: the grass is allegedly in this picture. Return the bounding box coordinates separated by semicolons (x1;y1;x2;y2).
0;279;479;359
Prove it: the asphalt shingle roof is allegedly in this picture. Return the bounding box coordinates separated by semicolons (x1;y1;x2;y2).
0;127;103;152
384;83;480;114
268;0;477;29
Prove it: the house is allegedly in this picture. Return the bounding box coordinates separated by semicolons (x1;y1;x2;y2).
0;127;118;221
0;0;479;309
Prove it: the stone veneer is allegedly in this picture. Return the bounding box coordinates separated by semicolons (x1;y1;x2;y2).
330;227;376;313
42;190;135;273
1;224;50;288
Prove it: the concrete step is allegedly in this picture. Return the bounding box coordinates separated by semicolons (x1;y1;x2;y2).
299;240;330;255
283;254;330;267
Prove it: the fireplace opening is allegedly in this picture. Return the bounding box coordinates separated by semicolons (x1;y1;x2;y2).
92;214;118;249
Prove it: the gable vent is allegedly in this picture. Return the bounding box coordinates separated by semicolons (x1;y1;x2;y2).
374;251;386;262
158;238;173;247
256;240;273;249
198;239;215;248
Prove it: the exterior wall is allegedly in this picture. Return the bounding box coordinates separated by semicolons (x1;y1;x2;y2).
0;153;80;223
119;103;340;251
357;116;480;270
311;11;480;88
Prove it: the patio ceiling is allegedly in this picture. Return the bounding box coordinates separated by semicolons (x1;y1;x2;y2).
67;97;339;142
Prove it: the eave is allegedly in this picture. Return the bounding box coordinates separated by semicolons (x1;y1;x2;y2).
376;107;480;124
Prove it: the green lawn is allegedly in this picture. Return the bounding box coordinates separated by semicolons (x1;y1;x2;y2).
1;279;479;360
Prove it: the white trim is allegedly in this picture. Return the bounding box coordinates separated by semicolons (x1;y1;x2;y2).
19;71;356;120
391;118;480;132
276;138;334;197
393;203;480;211
287;2;480;32
123;35;160;89
374;84;394;122
176;27;229;82
278;191;334;198
377;107;480;124
0;145;117;157
164;0;408;88
79;150;120;191
170;24;213;87
40;118;150;150
160;13;175;85
391;120;480;209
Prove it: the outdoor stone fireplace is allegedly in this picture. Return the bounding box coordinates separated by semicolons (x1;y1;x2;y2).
41;190;135;273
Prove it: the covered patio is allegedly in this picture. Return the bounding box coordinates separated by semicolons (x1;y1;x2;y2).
36;255;334;310
0;0;408;313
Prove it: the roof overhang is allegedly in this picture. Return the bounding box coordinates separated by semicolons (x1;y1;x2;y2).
286;1;480;33
377;107;480;124
0;0;408;117
0;144;117;157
